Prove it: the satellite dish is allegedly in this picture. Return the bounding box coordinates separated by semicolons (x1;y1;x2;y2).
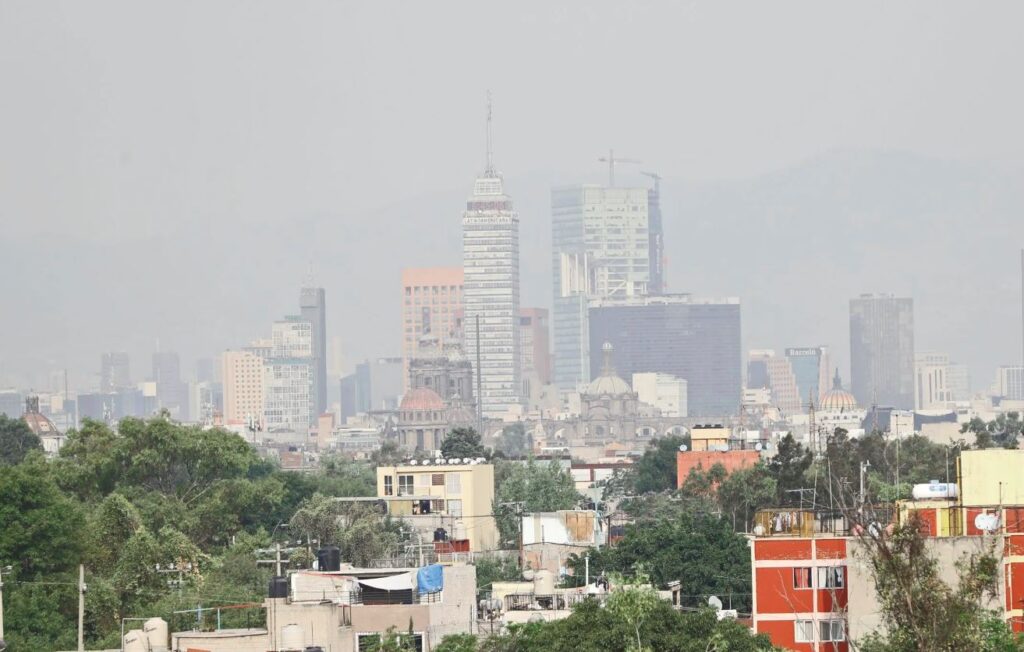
463;457;472;464
754;443;762;452
409;460;418;465
974;513;999;533
708;595;723;610
678;444;688;452
763;443;771;450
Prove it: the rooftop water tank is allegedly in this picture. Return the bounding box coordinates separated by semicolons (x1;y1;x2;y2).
123;630;147;652
281;623;304;651
143;617;169;652
317;546;341;572
269;575;289;599
911;482;958;500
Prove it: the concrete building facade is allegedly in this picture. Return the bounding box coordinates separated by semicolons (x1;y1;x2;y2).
221;350;265;428
300;286;328;418
631;372;687;417
401;267;465;392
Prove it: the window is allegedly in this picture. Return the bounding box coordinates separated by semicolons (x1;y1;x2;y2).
794;620;814;643
431;499;445;513
820;619;845;642
432;474;445;486
446;473;462;494
416;473;431;488
793;567;812;589
398;474;414;495
384;476;393;496
818;566;845;589
448;499;463;517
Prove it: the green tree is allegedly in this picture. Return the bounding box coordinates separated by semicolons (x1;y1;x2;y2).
856;515;1011;652
767;432;812;505
441;427;487;459
716;463;777;530
0;413;42;465
633;435;689;494
962;413;1023;450
474;554;522;593
493;458;581;548
495;423;530;458
0;456;84;574
435;633;480;652
606;572;662;652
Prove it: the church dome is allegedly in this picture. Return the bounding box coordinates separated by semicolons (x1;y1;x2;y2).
819;370;858;412
400;387;445;411
585;342;633;396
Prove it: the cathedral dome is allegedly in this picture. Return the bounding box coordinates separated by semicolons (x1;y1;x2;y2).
400;387;445;411
585;342;633;396
819;370;858;412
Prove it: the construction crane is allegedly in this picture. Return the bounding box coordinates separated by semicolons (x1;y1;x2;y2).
597;149;641;187
640;170;662;189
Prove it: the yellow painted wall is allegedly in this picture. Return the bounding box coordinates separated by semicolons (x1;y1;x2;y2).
959;450;1024;506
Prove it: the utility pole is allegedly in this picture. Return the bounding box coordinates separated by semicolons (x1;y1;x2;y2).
77;564;85;652
0;564;7;642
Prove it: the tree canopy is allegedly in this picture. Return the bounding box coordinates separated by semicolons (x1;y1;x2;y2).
441;427;488;459
0;413;42;466
493;458;581;548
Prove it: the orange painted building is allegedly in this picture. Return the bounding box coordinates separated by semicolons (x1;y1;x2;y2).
750;449;1024;649
676;449;760;488
750;514;850;652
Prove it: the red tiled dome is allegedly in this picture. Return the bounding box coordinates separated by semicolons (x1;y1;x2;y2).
400;387;445;411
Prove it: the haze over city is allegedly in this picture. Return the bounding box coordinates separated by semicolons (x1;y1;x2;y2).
2;1;1024;390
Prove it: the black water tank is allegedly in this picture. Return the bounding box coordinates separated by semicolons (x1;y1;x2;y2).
304;647;324;652
317;545;341;572
434;527;447;542
268;575;288;599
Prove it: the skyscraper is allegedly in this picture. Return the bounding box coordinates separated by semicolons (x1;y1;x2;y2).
747;350;802;415
152;351;187;419
264;317;313;429
100;352;131;392
644;173;665;295
300;286;327;418
588;294;741;417
401;267;464;391
849;294;915;410
551;185;650;389
785;346;830;404
462;99;520;418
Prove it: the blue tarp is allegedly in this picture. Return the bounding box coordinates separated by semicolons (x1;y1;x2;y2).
417;564;444;594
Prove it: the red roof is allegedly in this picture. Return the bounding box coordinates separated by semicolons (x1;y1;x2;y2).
400;387;445;411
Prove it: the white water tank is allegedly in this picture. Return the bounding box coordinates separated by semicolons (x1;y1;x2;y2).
453;522;468;540
281;623;305;651
123;630;147;652
143;617;169;652
911;482;958;500
533;569;555;595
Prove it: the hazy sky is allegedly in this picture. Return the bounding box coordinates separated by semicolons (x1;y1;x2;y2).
2;2;1023;392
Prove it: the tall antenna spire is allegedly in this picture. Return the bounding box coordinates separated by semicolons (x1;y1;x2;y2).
485;90;495;176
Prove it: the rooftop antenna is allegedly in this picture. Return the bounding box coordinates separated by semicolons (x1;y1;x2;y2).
302;261;315;288
485;90;496;177
597;150;641;187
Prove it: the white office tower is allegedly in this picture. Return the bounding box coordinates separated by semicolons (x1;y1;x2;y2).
264;317;314;429
462;99;521;419
551;185;650;389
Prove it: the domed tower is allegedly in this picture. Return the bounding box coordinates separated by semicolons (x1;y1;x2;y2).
397;387;447;452
819;369;858;412
579;343;639;441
